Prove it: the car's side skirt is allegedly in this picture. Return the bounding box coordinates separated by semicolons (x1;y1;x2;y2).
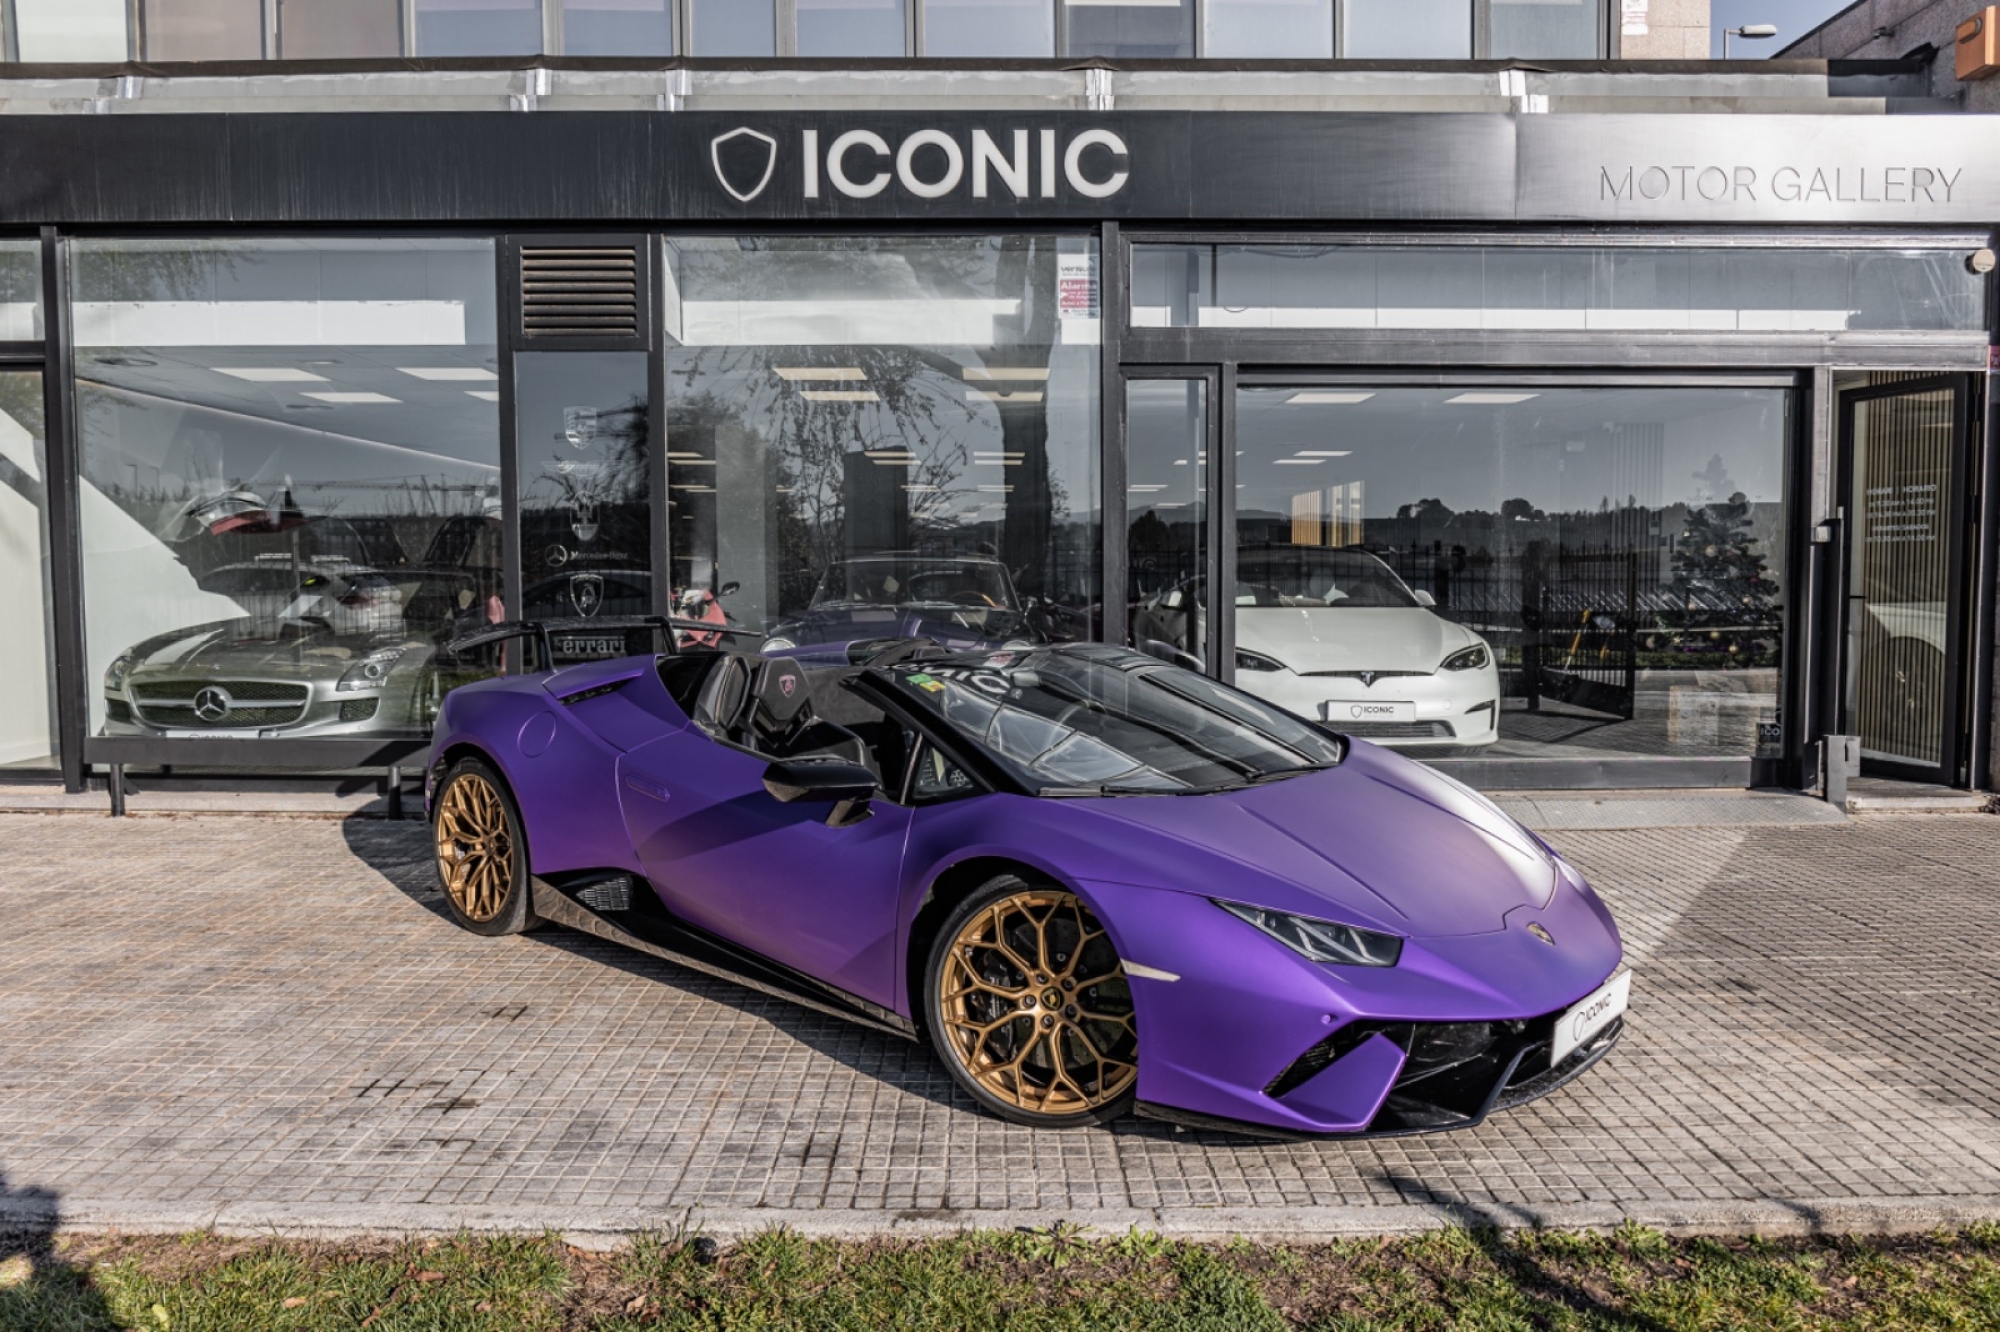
529;874;918;1041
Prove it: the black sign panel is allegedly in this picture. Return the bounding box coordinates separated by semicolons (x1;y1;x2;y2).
0;110;1516;225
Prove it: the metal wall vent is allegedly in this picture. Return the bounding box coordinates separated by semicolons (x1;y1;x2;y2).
520;246;640;338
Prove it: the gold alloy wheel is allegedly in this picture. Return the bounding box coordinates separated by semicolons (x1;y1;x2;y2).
435;772;514;923
939;888;1138;1117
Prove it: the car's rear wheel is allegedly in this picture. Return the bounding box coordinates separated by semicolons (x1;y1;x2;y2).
432;757;540;936
925;875;1138;1128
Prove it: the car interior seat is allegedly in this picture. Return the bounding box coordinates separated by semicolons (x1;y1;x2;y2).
739;657;872;770
690;653;754;738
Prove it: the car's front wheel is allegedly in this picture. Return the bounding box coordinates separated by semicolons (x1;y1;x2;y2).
924;875;1138;1128
432;756;541;936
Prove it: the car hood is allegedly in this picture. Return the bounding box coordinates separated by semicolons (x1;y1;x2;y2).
1235;608;1475;675
781;605;1035;650
122;618;420;681
1076;742;1553;939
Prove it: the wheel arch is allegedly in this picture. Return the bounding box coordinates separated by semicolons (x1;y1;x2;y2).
904;853;1097;1041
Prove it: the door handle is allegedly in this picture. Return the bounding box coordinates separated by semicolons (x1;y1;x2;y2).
623;775;671;803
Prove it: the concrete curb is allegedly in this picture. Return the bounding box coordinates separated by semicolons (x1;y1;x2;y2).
10;1196;2000;1247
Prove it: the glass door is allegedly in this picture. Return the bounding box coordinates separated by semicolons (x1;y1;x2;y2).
1838;376;1976;782
1124;376;1216;672
0;369;57;771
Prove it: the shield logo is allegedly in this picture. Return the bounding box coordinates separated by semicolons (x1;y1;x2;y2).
569;573;604;618
562;407;599;450
193;686;232;723
711;127;778;204
571;501;599;545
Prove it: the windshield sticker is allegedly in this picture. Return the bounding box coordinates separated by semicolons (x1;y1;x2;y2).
905;672;947;693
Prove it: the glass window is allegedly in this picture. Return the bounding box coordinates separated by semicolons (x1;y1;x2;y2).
1204;0;1332;56
563;0;673;54
1490;0;1598;57
278;0;404;57
687;0;774;54
1232;384;1789;762
1130;244;1988;334
799;0;907;55
0;241;42;341
141;0;264;59
1126;379;1207;671
413;0;542;55
921;0;1055;55
663;235;1100;661
516;353;655;659
1065;0;1192;56
0;372;57;771
1339;0;1470;56
15;0;129;60
72;238;503;743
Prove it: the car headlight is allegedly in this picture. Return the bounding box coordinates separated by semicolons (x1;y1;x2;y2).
104;653;137;693
1213;900;1402;967
1235;648;1285;673
1441;644;1490;671
337;646;407;691
761;637;797;654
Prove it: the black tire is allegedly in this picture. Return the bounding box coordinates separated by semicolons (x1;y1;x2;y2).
923;873;1138;1129
431;756;541;936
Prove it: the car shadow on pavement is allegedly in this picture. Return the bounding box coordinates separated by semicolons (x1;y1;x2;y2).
338;816;989;1120
0;1171;113;1327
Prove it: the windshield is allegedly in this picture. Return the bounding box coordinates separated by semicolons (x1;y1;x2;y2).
1232;549;1420;609
875;646;1345;795
812;558;1018;612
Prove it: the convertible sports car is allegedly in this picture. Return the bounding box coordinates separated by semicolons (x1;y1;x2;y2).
426;628;1628;1136
1132;547;1501;749
760;554;1047;655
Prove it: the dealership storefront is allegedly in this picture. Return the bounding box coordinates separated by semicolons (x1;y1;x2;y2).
0;92;1993;795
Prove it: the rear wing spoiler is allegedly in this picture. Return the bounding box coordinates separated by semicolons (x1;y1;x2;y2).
444;615;763;666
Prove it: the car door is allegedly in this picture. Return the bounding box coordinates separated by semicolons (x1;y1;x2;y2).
615;719;914;1011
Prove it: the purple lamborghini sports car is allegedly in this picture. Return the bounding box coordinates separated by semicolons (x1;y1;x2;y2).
426;633;1629;1137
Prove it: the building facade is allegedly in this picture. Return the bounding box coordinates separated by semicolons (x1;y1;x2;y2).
0;44;1992;799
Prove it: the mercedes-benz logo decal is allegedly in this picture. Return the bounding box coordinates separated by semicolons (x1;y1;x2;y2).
193;686;233;722
711;127;778;203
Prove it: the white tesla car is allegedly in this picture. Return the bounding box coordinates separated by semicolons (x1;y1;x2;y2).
1131;548;1500;748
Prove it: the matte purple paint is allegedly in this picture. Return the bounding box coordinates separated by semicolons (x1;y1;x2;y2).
427;647;1627;1136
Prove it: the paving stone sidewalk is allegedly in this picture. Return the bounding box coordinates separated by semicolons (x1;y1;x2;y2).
2;809;1998;1242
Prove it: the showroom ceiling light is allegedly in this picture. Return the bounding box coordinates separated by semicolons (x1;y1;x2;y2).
974;451;1025;466
961;367;1051;381
967;389;1045;404
1446;391;1540;404
902;483;940;492
398;367;497;381
802;389;880;402
303;391;400;404
979;484;1014;494
465;390;500;401
1287;391;1374;404
1129;484;1169;492
215;367;326;382
665;451;705;460
777;367;866;381
1273;458;1325;465
1297;450;1352;457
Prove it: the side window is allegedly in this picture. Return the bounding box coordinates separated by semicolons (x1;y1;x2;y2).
907;737;978;805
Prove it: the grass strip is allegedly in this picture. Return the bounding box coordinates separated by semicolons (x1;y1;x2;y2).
1;1221;1997;1330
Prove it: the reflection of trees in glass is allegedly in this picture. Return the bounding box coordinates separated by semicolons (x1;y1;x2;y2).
665;237;1083;628
1655;455;1777;664
522;394;649;571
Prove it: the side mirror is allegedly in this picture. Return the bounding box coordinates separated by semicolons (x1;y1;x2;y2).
762;757;878;827
1413;590;1436;608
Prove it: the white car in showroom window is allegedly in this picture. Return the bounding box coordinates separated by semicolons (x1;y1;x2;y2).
1131;548;1501;749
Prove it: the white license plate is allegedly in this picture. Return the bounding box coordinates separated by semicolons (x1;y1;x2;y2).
1322;699;1416;724
1551;970;1632;1067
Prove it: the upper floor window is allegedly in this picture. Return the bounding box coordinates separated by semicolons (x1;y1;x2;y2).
2;0;1615;62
